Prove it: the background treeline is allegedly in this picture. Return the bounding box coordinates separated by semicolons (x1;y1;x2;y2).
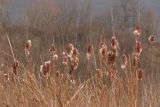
0;0;159;74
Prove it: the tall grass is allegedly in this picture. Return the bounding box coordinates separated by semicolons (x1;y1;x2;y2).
0;26;159;107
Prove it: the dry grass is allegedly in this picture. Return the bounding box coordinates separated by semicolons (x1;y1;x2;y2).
0;27;159;107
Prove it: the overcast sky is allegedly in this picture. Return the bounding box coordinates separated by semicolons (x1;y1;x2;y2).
14;0;160;11
13;0;160;13
10;0;160;22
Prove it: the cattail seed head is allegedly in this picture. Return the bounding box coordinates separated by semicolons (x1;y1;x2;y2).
53;54;58;61
40;61;51;77
71;48;79;69
71;57;79;71
72;48;79;58
136;26;141;33
121;52;127;69
134;41;142;57
107;51;116;65
86;45;93;60
111;36;119;50
13;60;19;75
66;43;74;57
87;45;93;54
137;69;143;80
49;43;56;53
24;40;32;55
112;48;118;57
131;53;138;67
133;26;141;39
62;52;68;65
148;35;156;43
99;43;107;58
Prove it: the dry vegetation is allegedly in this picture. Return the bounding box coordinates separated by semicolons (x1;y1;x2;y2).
0;0;160;107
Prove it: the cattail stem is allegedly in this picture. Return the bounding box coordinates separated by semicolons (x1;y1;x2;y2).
110;5;115;35
137;0;141;25
89;16;92;44
6;33;15;61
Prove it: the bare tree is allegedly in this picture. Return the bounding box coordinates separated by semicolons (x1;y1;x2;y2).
23;0;59;34
0;0;10;30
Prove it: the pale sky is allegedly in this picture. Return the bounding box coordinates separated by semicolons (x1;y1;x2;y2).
9;0;160;22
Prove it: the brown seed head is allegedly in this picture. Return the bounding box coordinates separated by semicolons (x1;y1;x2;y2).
137;69;143;80
111;36;119;49
66;43;74;56
13;60;19;75
86;45;93;60
87;45;93;54
62;52;68;65
99;43;107;58
72;48;79;58
112;48;118;57
71;57;79;71
121;53;127;69
107;51;116;65
131;53;138;67
53;54;58;61
133;26;141;40
24;40;32;55
49;43;56;53
148;35;156;43
134;41;142;57
40;61;51;76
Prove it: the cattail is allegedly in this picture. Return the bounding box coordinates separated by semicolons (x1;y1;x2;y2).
86;44;93;60
4;74;9;81
112;48;118;57
71;57;79;71
137;69;143;80
69;56;79;75
131;53;138;67
107;51;116;65
66;43;74;57
40;61;51;77
53;54;58;61
72;48;79;58
148;35;156;43
24;40;32;55
13;60;19;75
133;26;141;40
111;36;119;50
62;52;68;65
134;41;142;57
70;48;79;71
121;52;127;69
99;43;107;58
49;43;56;53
